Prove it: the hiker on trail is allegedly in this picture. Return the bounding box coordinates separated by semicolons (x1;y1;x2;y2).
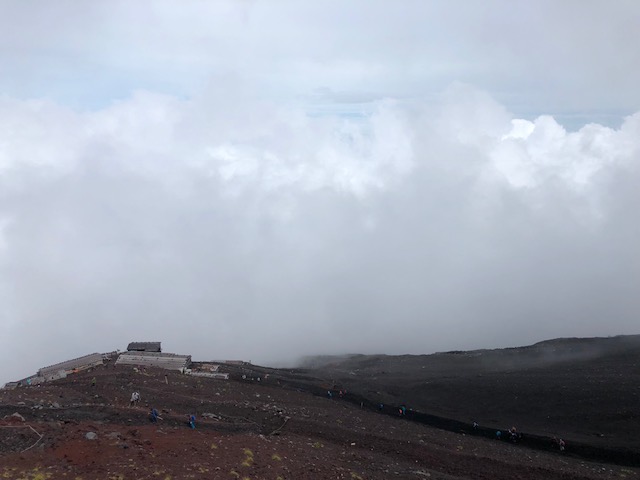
150;408;159;423
509;427;520;443
189;414;196;429
399;405;406;416
91;377;96;387
130;391;140;407
327;391;333;399
379;403;384;411
552;437;566;451
496;430;502;440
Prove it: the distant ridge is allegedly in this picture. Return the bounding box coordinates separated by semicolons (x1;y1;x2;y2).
298;334;640;368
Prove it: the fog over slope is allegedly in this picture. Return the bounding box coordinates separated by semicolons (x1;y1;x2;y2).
1;85;638;386
0;1;639;386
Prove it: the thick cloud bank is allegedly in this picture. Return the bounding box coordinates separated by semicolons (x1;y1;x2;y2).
1;84;638;384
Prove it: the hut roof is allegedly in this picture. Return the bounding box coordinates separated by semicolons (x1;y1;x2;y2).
127;342;162;352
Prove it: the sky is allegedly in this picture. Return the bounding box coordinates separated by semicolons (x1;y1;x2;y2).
1;1;639;386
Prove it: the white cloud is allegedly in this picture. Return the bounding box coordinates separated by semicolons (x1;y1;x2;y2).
1;1;640;385
0;84;638;386
490;114;639;193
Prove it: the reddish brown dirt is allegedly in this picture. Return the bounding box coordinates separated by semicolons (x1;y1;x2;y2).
1;359;639;480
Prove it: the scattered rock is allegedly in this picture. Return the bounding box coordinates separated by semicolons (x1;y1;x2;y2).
85;432;98;440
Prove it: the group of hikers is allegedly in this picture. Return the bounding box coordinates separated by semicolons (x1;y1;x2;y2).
329;390;408;417
95;374;570;450
327;389;348;399
124;389;196;429
148;406;195;429
495;426;522;443
494;427;565;451
147;403;196;429
326;388;567;453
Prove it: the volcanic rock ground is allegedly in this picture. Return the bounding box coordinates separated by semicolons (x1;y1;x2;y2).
1;336;639;479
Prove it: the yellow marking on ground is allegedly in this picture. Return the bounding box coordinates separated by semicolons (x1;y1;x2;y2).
12;467;53;480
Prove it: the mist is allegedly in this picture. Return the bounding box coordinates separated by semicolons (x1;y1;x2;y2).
1;1;639;386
